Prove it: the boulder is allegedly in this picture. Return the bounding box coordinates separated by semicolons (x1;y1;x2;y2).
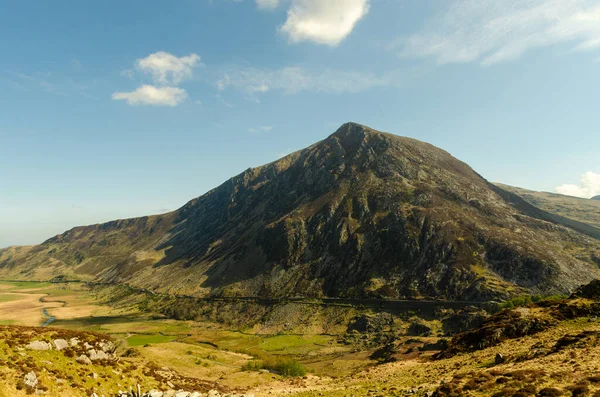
495;353;506;364
148;391;164;397
87;349;109;361
24;371;38;389
53;339;69;350
25;341;53;351
70;337;80;347
407;321;432;337
442;308;488;335
175;392;190;397
98;341;116;353
208;391;221;397
347;314;393;333
76;354;92;365
419;339;450;352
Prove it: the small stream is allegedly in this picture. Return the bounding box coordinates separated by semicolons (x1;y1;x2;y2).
41;308;55;327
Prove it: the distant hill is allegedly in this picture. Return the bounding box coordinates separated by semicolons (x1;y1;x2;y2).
593;195;600;201
496;184;600;230
2;123;599;301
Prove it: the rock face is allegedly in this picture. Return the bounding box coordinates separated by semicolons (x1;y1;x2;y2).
1;123;599;301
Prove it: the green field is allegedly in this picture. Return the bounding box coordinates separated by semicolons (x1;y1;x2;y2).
0;280;52;290
0;294;19;303
126;334;179;346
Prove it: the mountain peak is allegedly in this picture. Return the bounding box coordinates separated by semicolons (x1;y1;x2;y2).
330;122;371;141
327;122;386;157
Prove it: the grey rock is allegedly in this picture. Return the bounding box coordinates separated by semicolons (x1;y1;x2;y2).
87;349;109;361
53;339;69;350
24;371;38;388
25;341;53;351
76;354;92;365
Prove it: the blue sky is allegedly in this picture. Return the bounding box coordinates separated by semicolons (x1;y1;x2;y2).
1;0;600;248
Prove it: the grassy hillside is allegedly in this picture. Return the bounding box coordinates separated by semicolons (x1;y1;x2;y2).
496;184;600;230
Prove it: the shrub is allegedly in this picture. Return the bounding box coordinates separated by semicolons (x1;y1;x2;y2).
538;388;563;397
242;358;306;377
569;384;588;397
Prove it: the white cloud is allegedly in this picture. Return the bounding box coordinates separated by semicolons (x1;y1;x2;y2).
135;51;202;85
248;126;273;133
112;85;187;107
256;0;279;10
279;0;369;46
398;0;600;65
556;171;600;198
216;65;401;94
114;51;200;107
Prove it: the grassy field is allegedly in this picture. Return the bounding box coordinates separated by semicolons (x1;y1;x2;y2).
126;334;178;346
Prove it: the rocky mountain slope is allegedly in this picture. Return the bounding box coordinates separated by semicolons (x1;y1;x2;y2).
593;195;600;201
1;123;599;301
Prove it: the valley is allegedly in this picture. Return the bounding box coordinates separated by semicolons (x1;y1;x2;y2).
2;279;600;396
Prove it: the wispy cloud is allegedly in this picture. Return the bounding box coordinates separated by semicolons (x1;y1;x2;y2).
397;0;600;66
6;71;97;99
215;65;403;94
556;171;600;198
112;85;187;107
248;126;273;133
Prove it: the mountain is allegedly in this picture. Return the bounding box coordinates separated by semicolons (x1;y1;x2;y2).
1;123;599;301
593;195;600;201
496;184;600;230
